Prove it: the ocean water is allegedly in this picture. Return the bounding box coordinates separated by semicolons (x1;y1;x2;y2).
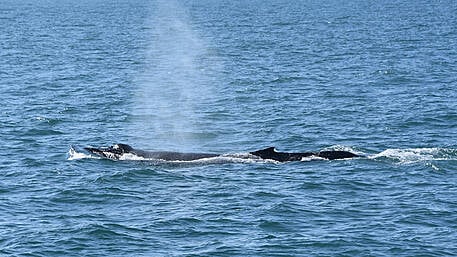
1;0;457;256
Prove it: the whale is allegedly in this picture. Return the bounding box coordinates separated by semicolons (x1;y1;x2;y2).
249;147;359;161
84;144;359;162
84;143;219;161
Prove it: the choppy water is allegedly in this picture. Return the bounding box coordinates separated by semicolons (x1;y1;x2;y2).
2;0;457;256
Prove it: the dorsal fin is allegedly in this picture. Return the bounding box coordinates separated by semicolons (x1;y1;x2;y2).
250;147;277;156
262;147;277;153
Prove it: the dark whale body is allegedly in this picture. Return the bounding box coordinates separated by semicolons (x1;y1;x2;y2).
249;147;359;161
84;144;359;162
84;143;218;161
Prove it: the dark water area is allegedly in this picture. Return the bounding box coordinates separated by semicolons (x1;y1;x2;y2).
1;0;457;256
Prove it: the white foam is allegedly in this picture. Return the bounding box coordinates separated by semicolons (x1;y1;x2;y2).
118;153;148;161
67;147;96;160
369;148;457;164
323;145;364;155
300;155;325;162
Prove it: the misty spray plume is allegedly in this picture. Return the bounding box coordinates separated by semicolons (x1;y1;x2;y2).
131;0;219;151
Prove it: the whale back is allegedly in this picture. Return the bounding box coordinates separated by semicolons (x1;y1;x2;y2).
250;147;310;162
250;147;357;161
250;147;277;159
317;150;359;160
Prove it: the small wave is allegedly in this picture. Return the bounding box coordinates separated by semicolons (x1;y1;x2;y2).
369;148;457;164
34;116;61;125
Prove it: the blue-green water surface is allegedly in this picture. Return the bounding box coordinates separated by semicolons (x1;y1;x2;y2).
1;0;457;256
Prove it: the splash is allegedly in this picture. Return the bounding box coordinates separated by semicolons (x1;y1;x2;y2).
369;148;457;164
67;146;98;160
300;155;326;162
322;145;364;155
130;0;219;151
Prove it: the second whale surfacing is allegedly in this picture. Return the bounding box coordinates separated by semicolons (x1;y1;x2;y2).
249;147;359;161
84;144;359;162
